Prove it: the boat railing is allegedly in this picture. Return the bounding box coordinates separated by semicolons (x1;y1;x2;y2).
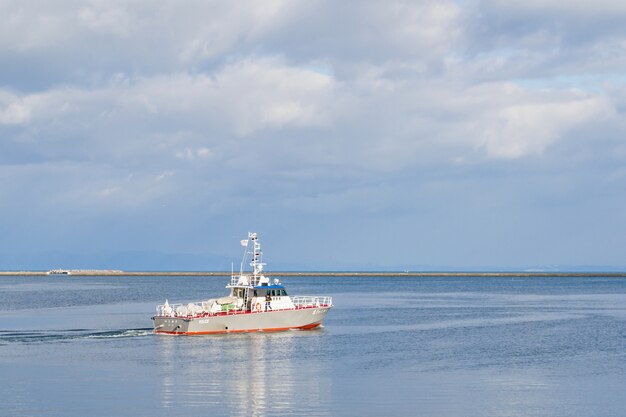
229;274;261;287
156;303;182;317
290;296;333;308
156;300;251;318
156;295;332;317
229;275;244;286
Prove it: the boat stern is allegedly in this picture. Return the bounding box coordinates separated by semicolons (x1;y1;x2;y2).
152;316;191;334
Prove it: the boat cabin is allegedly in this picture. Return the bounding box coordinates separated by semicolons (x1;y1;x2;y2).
250;284;294;312
226;282;295;313
253;284;288;298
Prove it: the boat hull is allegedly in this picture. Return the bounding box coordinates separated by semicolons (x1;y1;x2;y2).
153;306;331;335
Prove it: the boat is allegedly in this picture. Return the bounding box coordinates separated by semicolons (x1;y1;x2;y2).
152;232;333;335
47;269;71;275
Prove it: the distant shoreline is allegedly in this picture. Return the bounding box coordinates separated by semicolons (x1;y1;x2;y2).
1;271;626;277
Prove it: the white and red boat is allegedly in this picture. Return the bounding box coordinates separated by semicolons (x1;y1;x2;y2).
152;233;333;335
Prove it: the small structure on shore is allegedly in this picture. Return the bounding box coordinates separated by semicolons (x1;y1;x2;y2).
47;269;71;275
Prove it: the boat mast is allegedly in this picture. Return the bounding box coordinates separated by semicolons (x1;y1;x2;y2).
249;232;265;286
240;240;248;276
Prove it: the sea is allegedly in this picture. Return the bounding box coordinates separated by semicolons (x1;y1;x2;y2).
0;274;625;417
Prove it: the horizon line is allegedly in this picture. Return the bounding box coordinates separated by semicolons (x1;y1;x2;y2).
1;270;626;277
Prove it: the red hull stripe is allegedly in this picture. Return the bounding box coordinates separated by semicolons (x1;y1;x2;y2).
155;322;321;335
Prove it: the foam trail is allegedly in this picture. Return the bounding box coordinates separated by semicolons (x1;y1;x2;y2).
0;328;153;343
87;328;153;339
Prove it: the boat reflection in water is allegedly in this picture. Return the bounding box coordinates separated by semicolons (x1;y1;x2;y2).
157;330;332;416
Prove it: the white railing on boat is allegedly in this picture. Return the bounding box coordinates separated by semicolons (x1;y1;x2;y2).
156;302;197;317
290;296;332;308
155;301;244;318
229;275;245;286
155;295;332;318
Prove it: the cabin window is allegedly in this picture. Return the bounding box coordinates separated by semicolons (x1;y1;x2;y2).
281;289;288;296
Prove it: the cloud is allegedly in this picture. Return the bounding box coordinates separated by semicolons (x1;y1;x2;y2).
155;171;175;182
0;96;30;124
461;84;615;158
0;56;338;166
480;98;612;159
98;186;121;198
486;0;626;16
175;147;212;161
1;1;625;268
0;50;619;171
77;4;134;37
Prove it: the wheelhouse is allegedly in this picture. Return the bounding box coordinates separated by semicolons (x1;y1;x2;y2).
253;285;288;298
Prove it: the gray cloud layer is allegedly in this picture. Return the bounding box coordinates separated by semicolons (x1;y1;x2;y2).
1;1;625;269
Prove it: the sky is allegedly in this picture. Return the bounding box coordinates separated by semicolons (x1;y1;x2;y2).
1;0;625;271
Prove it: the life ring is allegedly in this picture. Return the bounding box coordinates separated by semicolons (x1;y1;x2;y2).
255;302;262;312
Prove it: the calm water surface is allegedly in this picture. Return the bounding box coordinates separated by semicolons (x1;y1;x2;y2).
1;275;625;417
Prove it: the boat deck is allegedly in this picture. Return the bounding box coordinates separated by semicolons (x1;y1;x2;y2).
154;302;332;320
